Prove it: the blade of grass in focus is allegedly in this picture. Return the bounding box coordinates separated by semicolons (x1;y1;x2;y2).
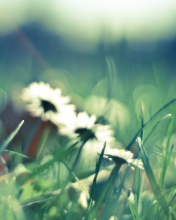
0;120;24;153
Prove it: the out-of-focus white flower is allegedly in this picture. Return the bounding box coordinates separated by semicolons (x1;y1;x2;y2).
59;111;115;145
21;82;75;126
97;145;144;169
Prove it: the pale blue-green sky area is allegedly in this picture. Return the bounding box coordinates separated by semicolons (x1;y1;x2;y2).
0;0;176;49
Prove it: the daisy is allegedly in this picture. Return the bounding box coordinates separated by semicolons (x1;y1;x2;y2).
97;145;144;169
21;82;75;126
59;111;115;145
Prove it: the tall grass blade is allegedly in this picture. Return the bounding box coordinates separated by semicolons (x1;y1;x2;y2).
140;101;145;140
88;142;106;209
126;97;176;151
165;185;176;206
135;114;172;158
159;117;173;188
136;137;169;217
127;197;140;220
71;140;86;171
133;167;141;215
61;159;89;198
143;114;172;145
88;164;121;220
0;120;24;152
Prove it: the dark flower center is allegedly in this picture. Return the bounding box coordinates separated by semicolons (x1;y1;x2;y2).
75;128;96;142
41;100;57;113
109;155;127;165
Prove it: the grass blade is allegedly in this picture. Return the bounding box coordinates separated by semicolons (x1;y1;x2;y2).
88;142;106;209
136;137;169;217
165;186;176;206
0;120;24;152
133;167;141;214
88;164;121;220
18;144;76;185
127;195;140;220
3;149;33;160
61;159;89;198
126;97;176;151
159;117;173;188
143;114;172;145
135;114;172;159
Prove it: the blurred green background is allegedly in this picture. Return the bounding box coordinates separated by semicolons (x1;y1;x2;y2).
0;0;176;146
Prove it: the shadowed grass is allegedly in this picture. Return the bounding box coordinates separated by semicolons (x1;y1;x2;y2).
18;143;77;186
88;141;107;209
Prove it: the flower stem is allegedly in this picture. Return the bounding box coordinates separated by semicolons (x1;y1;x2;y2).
71;140;86;172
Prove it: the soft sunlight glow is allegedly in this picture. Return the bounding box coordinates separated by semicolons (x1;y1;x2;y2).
44;0;176;47
0;0;176;47
0;0;30;34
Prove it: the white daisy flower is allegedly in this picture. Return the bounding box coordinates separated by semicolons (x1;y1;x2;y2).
59;111;115;145
97;145;144;169
21;82;75;125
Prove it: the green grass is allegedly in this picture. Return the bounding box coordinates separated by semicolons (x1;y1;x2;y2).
0;90;176;220
0;49;176;219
